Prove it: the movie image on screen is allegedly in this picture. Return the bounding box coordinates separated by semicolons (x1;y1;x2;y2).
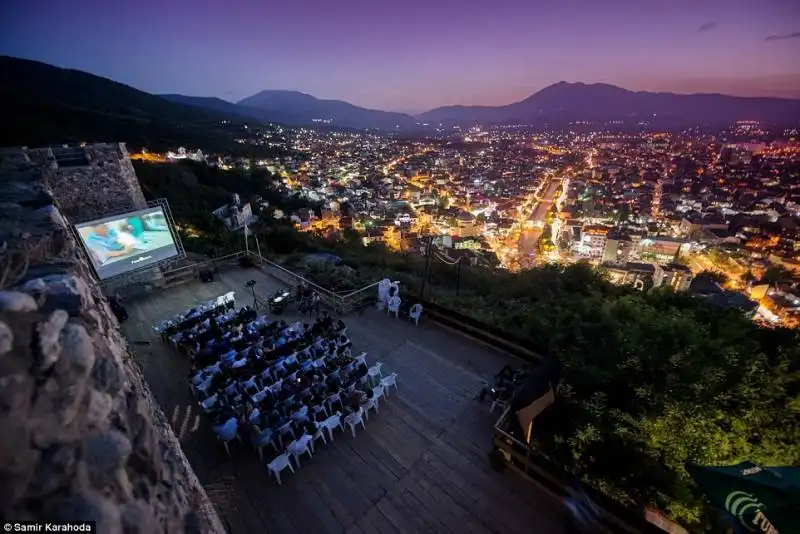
75;206;179;279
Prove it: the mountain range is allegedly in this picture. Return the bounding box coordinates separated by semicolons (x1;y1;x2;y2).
418;82;800;128
168;83;800;131
1;55;799;149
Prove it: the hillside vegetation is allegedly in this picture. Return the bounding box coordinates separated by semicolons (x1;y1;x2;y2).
0;56;262;153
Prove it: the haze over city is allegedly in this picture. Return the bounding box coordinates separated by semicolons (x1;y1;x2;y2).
2;0;799;112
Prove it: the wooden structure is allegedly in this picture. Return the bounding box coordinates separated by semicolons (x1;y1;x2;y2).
121;266;571;534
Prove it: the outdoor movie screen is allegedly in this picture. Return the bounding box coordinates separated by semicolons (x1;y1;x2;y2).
75;206;179;280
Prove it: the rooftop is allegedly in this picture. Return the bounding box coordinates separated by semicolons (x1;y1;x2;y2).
120;266;568;534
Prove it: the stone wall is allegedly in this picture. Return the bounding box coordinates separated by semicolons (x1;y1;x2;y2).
3;144;167;297
0;157;224;532
20;143;148;223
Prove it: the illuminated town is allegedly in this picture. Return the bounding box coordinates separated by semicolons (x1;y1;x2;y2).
131;121;800;328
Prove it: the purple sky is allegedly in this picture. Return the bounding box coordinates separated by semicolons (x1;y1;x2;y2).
2;0;799;112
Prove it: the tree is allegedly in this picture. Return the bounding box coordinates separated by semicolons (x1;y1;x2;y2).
760;266;795;286
697;269;728;285
261;225;311;255
134;160;317;254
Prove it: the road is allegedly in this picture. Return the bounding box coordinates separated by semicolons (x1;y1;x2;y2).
519;177;562;258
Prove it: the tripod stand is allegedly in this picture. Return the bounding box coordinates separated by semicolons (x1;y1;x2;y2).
247;281;260;311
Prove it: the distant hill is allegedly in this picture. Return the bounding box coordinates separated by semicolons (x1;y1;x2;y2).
165;91;421;131
0;56;266;153
159;94;275;124
418;81;800;128
236;90;419;130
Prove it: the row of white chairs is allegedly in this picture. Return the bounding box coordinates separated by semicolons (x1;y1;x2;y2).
265;371;400;485
249;361;393;461
215;352;393;459
154;291;235;333
251;362;396;460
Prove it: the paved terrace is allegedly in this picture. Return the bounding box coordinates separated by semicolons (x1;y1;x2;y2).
121;266;569;534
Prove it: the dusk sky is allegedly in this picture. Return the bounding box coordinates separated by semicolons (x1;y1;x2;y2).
2;0;799;113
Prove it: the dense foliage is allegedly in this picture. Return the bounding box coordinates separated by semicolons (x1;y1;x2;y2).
134;161;317;255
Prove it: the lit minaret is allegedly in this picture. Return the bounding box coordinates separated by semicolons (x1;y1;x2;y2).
651;175;664;220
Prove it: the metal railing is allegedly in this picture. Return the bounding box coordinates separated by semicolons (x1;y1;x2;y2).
155;248;378;313
336;281;380;312
244;251;374;313
160;251;248;281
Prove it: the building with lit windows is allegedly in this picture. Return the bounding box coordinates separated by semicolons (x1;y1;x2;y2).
637;236;687;264
577;225;610;262
658;264;693;292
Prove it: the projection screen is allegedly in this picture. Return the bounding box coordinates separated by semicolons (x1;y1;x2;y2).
75;206;179;279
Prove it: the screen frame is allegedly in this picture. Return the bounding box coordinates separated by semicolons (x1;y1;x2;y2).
74;205;182;280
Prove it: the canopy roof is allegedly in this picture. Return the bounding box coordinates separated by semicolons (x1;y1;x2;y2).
687;461;800;534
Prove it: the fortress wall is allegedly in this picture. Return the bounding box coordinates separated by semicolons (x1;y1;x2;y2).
0;150;224;534
21;142;148;223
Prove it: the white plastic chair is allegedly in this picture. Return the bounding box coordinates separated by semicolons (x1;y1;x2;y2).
267;453;295;485
312;422;328;448
253;428;276;461
199;393;219;413
251;389;269;404
258;368;272;384
214;419;240;456
321;412;343;441
387;296;401;318
270;362;286;380
364;385;383;419
190;371;206;387
271;379;284;393
291;405;309;423
276;421;295;443
367;362;384;385
380;372;398;397
344;407;366;438
325;392;342;413
223;382;239;397
287;434;314;467
409;303;423;326
242;376;258;391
